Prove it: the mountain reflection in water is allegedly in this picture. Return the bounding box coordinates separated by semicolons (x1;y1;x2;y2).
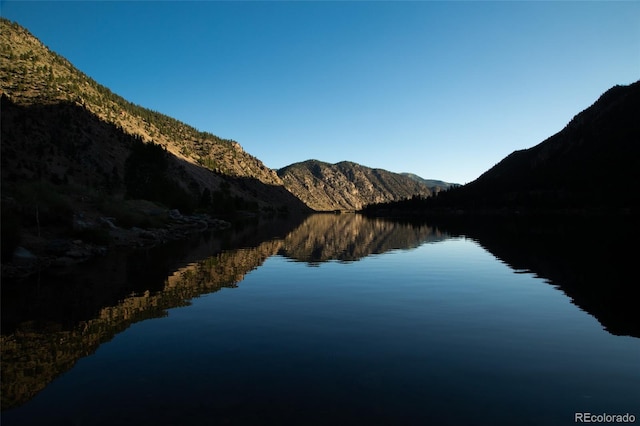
1;213;637;414
0;214;441;409
279;213;447;264
428;214;639;338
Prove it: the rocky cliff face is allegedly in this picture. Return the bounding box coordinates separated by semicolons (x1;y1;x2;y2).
278;160;433;211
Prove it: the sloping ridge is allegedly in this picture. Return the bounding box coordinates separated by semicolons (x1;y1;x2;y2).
278;160;433;211
0;18;309;215
439;81;640;211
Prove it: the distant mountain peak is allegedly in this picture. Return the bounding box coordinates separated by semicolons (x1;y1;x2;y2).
277;160;434;211
400;173;457;192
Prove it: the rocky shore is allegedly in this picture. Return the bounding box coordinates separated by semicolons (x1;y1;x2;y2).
2;208;231;280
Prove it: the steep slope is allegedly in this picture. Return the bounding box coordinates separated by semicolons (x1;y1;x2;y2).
459;80;640;210
364;81;640;214
0;18;308;216
278;160;432;211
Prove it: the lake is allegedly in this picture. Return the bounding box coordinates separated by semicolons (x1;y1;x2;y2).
2;213;639;425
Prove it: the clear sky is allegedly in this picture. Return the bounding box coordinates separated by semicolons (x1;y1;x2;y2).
2;1;638;184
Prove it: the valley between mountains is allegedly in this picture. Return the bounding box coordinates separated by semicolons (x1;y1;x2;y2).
1;17;638;277
0;18;450;272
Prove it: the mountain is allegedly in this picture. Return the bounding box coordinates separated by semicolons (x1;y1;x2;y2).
277;160;433;211
459;80;640;211
0;19;283;185
1;18;313;263
1;18;449;269
0;18;308;212
365;81;640;215
400;173;457;193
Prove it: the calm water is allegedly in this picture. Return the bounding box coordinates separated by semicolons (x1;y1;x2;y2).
2;214;639;425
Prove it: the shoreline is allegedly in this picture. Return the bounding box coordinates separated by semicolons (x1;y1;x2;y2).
1;210;232;281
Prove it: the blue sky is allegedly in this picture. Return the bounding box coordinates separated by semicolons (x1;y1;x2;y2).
2;1;639;184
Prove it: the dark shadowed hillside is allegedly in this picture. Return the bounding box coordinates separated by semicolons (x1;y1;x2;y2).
278;160;433;211
364;81;640;215
0;18;308;212
460;81;640;210
0;19;284;188
0;18;310;268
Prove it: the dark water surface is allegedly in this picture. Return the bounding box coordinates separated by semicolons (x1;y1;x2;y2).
2;214;639;425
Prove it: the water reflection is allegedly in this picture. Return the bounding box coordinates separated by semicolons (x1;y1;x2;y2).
1;214;443;409
1;213;637;412
279;213;446;264
0;217;300;410
421;215;640;338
